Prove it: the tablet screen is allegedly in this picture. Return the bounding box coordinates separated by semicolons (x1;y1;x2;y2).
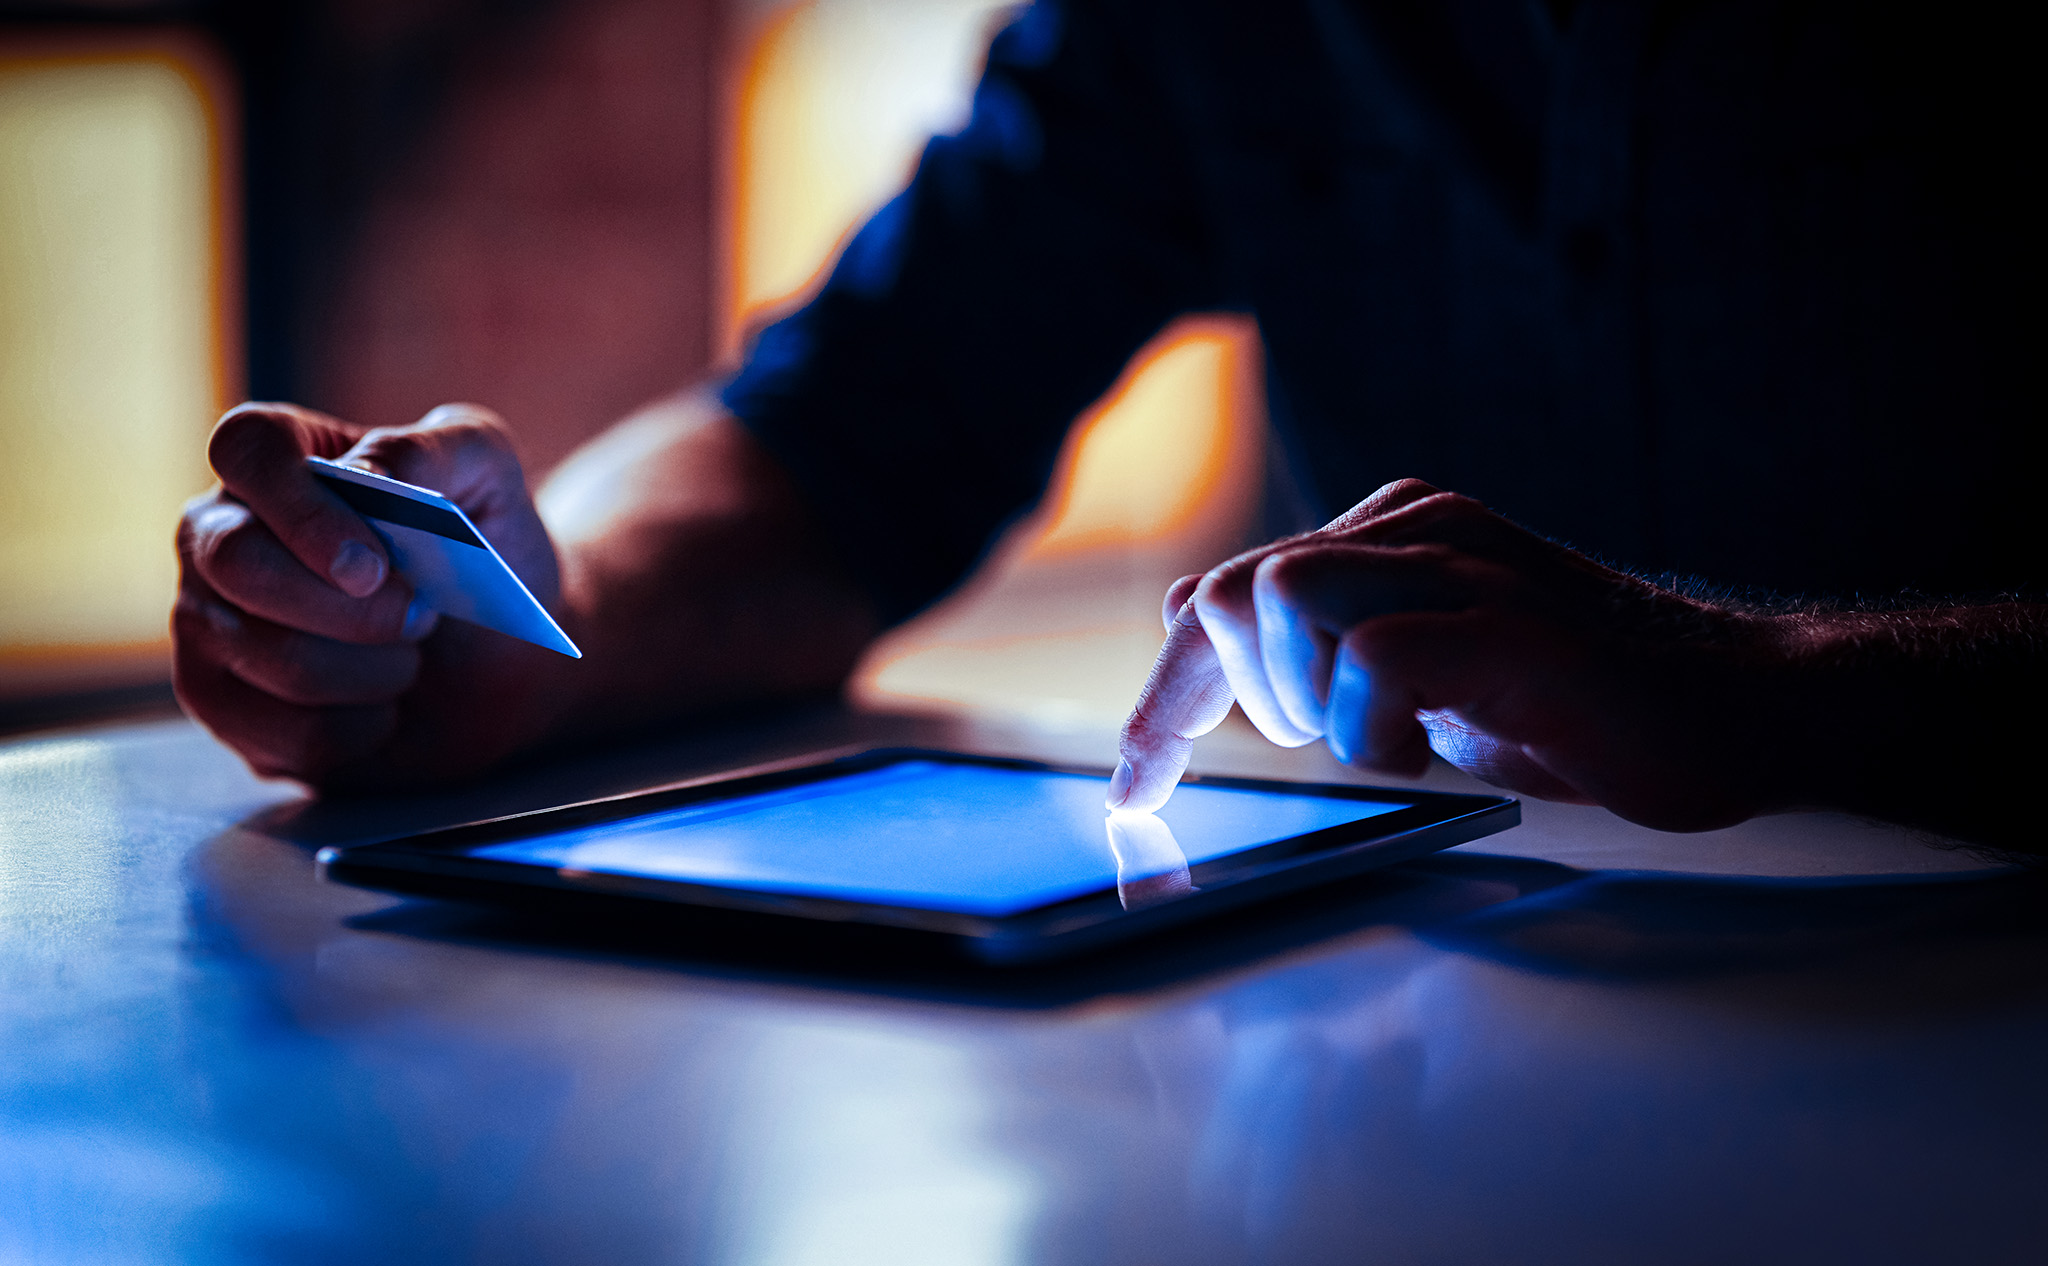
471;759;1404;916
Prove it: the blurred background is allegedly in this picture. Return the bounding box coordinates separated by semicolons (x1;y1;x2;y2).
0;0;1271;739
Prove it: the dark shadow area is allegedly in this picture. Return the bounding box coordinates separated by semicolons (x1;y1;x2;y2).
1420;864;2048;1012
339;850;1586;1009
0;681;182;740
330;847;2048;1016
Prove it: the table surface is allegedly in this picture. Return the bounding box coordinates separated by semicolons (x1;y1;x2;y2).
4;705;2045;1265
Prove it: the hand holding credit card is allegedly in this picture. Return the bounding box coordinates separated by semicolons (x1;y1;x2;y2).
305;456;581;658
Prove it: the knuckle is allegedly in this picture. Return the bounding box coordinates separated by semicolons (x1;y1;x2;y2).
1326;479;1459;535
421;401;510;442
170;591;224;643
1119;701;1173;751
180;486;225;520
450;418;525;479
1374;477;1440;502
1325;478;1440;530
356;406;522;487
190;496;253;545
1391;491;1487;532
1421;490;1485;517
207;406;293;484
177;488;231;559
346;426;419;470
1194;564;1256;620
1253;546;1318;600
1122;684;1166;730
169;608;209;655
203;514;274;584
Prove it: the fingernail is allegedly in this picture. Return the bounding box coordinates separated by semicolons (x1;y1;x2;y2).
400;596;440;641
1106;758;1134;809
330;540;386;597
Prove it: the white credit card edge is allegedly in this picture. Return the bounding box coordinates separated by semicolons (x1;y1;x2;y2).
438;506;584;659
304;455;583;659
370;520;583;659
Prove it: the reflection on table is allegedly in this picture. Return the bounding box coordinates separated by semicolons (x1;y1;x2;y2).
1106;809;1196;909
4;706;2046;1265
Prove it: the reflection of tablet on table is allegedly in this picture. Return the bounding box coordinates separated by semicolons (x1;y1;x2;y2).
317;750;1518;964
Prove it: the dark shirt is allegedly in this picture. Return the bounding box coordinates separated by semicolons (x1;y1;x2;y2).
724;0;2041;623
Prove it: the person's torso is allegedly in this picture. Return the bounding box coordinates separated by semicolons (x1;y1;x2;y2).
1141;0;2039;598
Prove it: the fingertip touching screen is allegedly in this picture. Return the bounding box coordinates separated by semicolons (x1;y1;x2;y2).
470;760;1405;916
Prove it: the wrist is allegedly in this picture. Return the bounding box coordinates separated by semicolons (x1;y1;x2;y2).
1666;608;1828;821
1734;608;1977;829
1726;612;1853;816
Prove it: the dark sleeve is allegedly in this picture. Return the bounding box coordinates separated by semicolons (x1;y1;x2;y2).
721;0;1218;623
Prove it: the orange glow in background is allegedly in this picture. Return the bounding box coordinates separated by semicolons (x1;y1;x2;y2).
0;36;236;698
1;4;1262;727
729;0;1265;724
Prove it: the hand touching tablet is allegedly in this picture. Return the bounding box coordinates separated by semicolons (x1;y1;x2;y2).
1110;480;1791;833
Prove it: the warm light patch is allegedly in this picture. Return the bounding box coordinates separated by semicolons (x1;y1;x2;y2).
0;51;227;650
731;1;1261;565
730;0;1002;334
1023;319;1261;557
732;2;1267;724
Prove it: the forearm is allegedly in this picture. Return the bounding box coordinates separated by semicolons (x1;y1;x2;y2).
1758;604;2048;852
529;393;882;744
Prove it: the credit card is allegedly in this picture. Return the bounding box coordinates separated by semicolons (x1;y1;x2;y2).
305;455;581;658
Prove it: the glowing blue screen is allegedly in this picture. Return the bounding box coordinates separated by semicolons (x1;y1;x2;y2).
471;760;1403;916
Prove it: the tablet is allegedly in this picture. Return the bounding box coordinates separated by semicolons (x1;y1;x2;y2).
316;749;1518;964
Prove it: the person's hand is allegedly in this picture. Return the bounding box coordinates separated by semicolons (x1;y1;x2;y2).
174;402;575;788
1110;479;1798;832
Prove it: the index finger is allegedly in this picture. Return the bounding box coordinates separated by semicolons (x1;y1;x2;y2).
1110;598;1239;813
207;403;390;598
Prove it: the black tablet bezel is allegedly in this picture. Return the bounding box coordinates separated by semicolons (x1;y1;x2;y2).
316;748;1518;963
